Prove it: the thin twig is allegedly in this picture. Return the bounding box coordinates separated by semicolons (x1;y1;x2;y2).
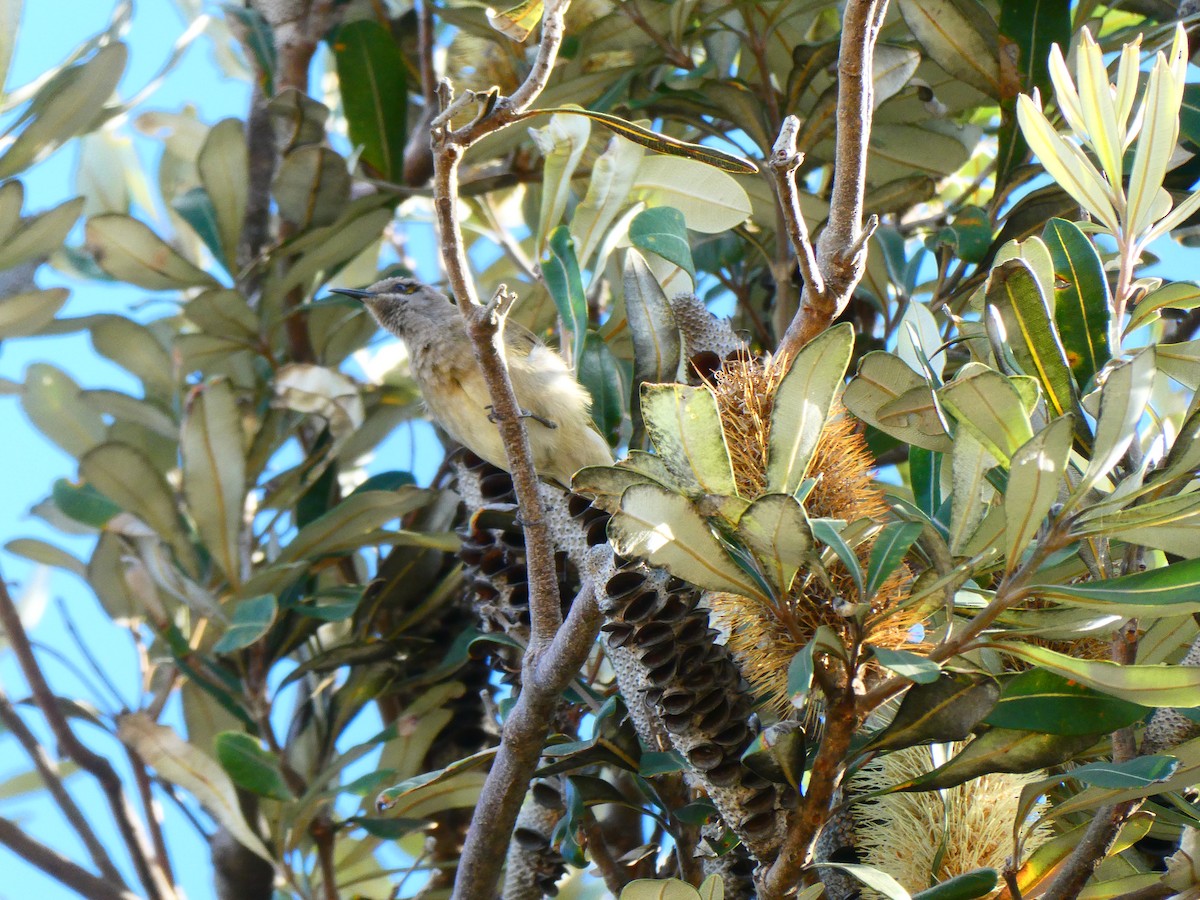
0;569;170;900
127;746;177;888
775;0;891;359
0;688;124;885
768;117;824;298
0;816;140;900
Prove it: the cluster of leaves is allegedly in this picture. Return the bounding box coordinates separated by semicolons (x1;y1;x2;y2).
2;0;1200;899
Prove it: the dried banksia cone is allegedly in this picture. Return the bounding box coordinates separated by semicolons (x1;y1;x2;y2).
503;778;568;900
701;822;757;900
849;744;1053;897
668;292;746;362
707;355;921;714
592;548;786;861
1143;634;1200;754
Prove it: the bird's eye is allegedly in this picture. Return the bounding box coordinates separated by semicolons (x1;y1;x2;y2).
400;282;416;295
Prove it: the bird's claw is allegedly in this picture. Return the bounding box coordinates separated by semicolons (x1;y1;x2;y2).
485;405;558;429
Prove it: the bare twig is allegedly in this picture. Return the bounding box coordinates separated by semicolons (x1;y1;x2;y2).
0;569;170;900
0;689;124;885
769;117;824;298
759;688;858;897
127;747;177;888
775;0;891;360
0;817;140;900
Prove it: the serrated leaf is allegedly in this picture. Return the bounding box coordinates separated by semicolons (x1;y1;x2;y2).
640;383;734;496
937;364;1033;463
1043;218;1110;389
991;642;1200;707
215;731;294;801
182;379;246;586
984;670;1149;735
767;322;854;495
608;483;767;601
986;259;1076;420
629;206;695;279
865;673;1000;754
86;214;218;289
736;493;812;598
198;118;248;270
331;20;407;182
119;712;271;861
1004;415;1072;573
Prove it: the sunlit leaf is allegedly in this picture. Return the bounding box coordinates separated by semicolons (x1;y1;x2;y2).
1043;218;1111;388
984;670;1149;735
86;213;219;289
181;379;245;586
215;731;295;801
1004;415;1072;572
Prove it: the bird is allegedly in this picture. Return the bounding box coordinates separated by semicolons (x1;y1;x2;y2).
331;276;613;488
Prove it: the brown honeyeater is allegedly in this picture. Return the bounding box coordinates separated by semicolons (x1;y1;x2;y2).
333;277;613;487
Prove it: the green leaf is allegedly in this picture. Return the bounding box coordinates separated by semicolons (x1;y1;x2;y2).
608;483;768;602
52;479;120;528
543;225;587;366
870;646;940;684
517;107;758;174
1067;755;1178;789
0;43;127;178
1127;282;1200;333
898;0;999;97
864;673;1000;754
181;379;246;587
86;214;218;290
1003;415;1072;572
893;728;1098;792
0;196;84;271
173;187;225;263
90;316;175;399
331;20;407;182
275;489;429;565
1027;555;1200;616
0;287;68;339
865;521;923;599
1076;492;1200;557
4;538;86;579
272;145;350;229
629;206;695;279
812;863;912;900
767;322;854;494
486;0;544;41
937;363;1033;463
810;518;864;598
214;732;295;801
844;352;952;453
632;157;754;234
991;642;1200;707
912;869;1000;900
1071;347;1156;503
787;640;817;707
570;129;642;266
222;4;275;94
948;431;995;555
932;205;991;263
640;383;735;496
986;258;1077;421
623;250;680;441
578;333;623;443
213;595;276;653
984;670;1149;735
1042;218;1111;388
735;493;812;599
198;118;249;271
21;363;106;458
80;442;196;570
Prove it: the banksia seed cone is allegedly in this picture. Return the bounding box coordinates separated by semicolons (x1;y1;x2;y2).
503;778;568;900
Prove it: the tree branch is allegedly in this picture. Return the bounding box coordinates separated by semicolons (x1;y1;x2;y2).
0;569;170;900
0;816;141;900
0;688;124;886
775;0;890;360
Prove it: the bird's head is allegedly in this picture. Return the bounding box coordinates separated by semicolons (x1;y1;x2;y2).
330;276;455;337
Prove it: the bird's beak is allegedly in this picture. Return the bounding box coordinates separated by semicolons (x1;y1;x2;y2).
328;287;375;301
